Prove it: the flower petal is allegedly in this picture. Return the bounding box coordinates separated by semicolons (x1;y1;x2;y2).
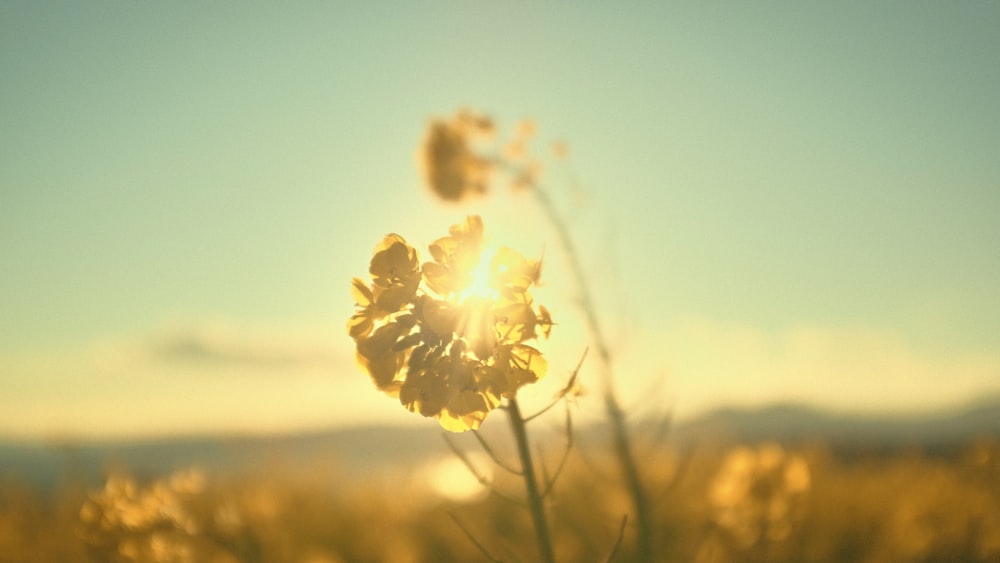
350;278;373;306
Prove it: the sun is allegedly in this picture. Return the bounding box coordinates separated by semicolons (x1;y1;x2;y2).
458;247;499;301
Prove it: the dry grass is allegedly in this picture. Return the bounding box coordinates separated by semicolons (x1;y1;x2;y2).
2;436;998;562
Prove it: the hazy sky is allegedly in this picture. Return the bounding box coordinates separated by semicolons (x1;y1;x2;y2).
2;2;998;441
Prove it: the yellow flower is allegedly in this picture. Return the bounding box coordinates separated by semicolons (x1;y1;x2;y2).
455;296;498;360
489;246;542;295
418;111;493;202
346;234;422;346
400;352;498;431
493;298;539;344
399;355;450;418
709;443;811;546
346;277;377;340
417;295;458;340
422;215;485;296
354;314;416;392
369;234;421;311
347;215;552;432
495;343;548;397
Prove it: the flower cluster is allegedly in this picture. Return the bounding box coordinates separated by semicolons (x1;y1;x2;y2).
348;215;553;431
709;443;811;547
418;109;559;202
418;110;494;202
77;469;232;563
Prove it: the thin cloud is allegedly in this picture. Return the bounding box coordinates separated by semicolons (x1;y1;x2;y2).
148;326;338;368
1;321;382;440
92;321;351;374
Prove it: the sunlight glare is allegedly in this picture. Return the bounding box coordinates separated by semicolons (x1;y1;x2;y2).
458;248;498;301
422;455;491;503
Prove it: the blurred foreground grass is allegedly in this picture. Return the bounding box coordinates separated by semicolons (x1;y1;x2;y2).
2;435;998;562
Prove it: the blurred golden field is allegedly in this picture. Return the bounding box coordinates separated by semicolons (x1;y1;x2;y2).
2;427;998;563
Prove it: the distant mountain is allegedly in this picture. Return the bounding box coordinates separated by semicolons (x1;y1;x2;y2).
0;426;448;491
3;397;998;491
668;396;1000;450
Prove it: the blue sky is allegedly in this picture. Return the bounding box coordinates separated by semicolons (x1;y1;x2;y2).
2;2;998;440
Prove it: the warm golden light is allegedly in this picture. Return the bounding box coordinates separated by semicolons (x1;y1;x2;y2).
458;248;499;301
422;455;491;503
347;216;553;432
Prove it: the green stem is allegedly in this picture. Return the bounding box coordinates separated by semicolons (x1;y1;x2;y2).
525;174;655;561
507;398;556;563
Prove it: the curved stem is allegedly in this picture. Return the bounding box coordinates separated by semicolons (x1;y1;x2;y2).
507;397;556;563
502;161;654;561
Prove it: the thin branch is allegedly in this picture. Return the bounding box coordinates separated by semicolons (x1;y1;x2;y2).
604;515;629;563
524;397;562;424
447;511;504;563
525;347;588;423
496;541;523;563
442;433;492;487
541;406;574;499
442;433;523;507
473;430;522;476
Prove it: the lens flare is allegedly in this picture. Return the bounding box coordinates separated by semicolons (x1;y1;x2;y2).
458;248;499;301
